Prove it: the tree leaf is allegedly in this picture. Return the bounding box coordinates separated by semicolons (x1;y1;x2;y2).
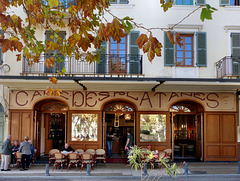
49;76;58;84
48;0;59;9
200;8;214;22
136;34;148;49
167;31;175;44
175;33;182;48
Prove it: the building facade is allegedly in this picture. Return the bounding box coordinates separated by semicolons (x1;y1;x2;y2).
0;0;240;161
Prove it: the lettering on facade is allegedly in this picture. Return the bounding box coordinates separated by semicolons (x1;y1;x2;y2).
14;90;222;109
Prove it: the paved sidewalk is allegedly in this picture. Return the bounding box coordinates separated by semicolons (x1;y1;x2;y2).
0;162;240;180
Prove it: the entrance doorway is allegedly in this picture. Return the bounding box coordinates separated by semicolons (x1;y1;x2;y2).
103;102;135;163
34;100;68;157
170;101;204;161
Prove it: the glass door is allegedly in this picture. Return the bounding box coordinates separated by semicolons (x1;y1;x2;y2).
109;37;127;73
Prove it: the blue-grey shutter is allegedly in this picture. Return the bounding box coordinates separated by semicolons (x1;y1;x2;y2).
97;41;107;74
165;0;169;3
119;0;129;4
231;33;240;57
45;31;55;73
195;0;205;5
164;31;175;66
56;31;66;73
0;106;4;153
129;31;140;74
220;0;230;6
196;32;207;67
0;30;3;65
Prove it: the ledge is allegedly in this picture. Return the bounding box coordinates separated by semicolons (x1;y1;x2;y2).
224;25;240;31
109;4;135;9
168;24;203;31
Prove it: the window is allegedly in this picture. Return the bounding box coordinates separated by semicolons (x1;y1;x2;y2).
71;114;98;141
164;31;207;67
176;34;193;66
110;0;129;4
45;31;66;73
97;31;141;74
140;114;166;142
109;37;127;73
42;0;76;8
231;33;240;57
220;0;240;6
165;0;205;5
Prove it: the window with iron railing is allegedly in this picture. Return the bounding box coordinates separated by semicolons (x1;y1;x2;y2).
165;0;205;5
220;0;240;6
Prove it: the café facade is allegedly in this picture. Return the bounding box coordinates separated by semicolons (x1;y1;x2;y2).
7;79;238;162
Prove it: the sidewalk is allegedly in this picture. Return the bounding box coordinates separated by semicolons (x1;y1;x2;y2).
0;162;240;180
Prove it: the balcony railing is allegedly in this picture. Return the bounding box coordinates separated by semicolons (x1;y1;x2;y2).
22;54;143;76
216;56;240;78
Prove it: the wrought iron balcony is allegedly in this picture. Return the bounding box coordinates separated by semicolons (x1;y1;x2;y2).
22;54;143;76
216;56;240;78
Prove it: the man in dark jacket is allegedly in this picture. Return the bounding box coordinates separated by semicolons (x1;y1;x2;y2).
19;136;31;171
1;135;12;171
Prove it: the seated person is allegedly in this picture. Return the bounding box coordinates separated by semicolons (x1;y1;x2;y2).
60;143;74;153
11;140;20;165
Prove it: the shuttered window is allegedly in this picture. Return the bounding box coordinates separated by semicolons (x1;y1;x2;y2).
110;0;129;4
45;31;66;73
165;0;205;5
97;41;107;74
164;31;207;67
175;34;194;66
220;0;240;6
129;31;140;74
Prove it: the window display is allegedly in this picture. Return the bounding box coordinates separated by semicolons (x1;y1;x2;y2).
140;114;166;142
72;114;98;141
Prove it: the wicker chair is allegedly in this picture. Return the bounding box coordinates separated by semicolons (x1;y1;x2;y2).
67;153;79;171
95;149;106;167
75;149;84;154
49;149;59;166
164;149;172;161
14;152;22;168
85;149;95;166
52;152;66;172
81;153;94;171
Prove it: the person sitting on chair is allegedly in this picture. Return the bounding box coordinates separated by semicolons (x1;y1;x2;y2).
11;140;19;166
60;143;74;153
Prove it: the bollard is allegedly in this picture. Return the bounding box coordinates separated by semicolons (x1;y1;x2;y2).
184;163;188;175
86;164;91;176
45;164;50;176
238;161;240;174
143;163;148;176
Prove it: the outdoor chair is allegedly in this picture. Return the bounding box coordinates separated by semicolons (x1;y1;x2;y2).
154;151;166;169
52;152;66;172
14;152;22;168
32;149;37;166
49;149;59;166
67;153;79;172
95;149;106;167
75;149;84;154
85;149;95;166
164;149;172;161
81;153;94;171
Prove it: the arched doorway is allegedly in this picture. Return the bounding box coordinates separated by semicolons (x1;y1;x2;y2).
34;99;68;157
170;101;204;161
103;101;135;162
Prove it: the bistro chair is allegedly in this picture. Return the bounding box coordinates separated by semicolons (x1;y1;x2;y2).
49;149;59;166
81;153;94;171
67;153;79;172
95;149;106;167
85;149;95;166
154;151;166;169
164;149;172;161
14;152;22;168
75;149;84;154
52;152;66;172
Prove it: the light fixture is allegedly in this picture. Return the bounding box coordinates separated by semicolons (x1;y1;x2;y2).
124;114;131;120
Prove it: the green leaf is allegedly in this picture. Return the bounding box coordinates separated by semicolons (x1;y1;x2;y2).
200;8;214;22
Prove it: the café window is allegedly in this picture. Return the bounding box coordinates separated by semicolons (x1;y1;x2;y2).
72;114;98;141
140;114;166;142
